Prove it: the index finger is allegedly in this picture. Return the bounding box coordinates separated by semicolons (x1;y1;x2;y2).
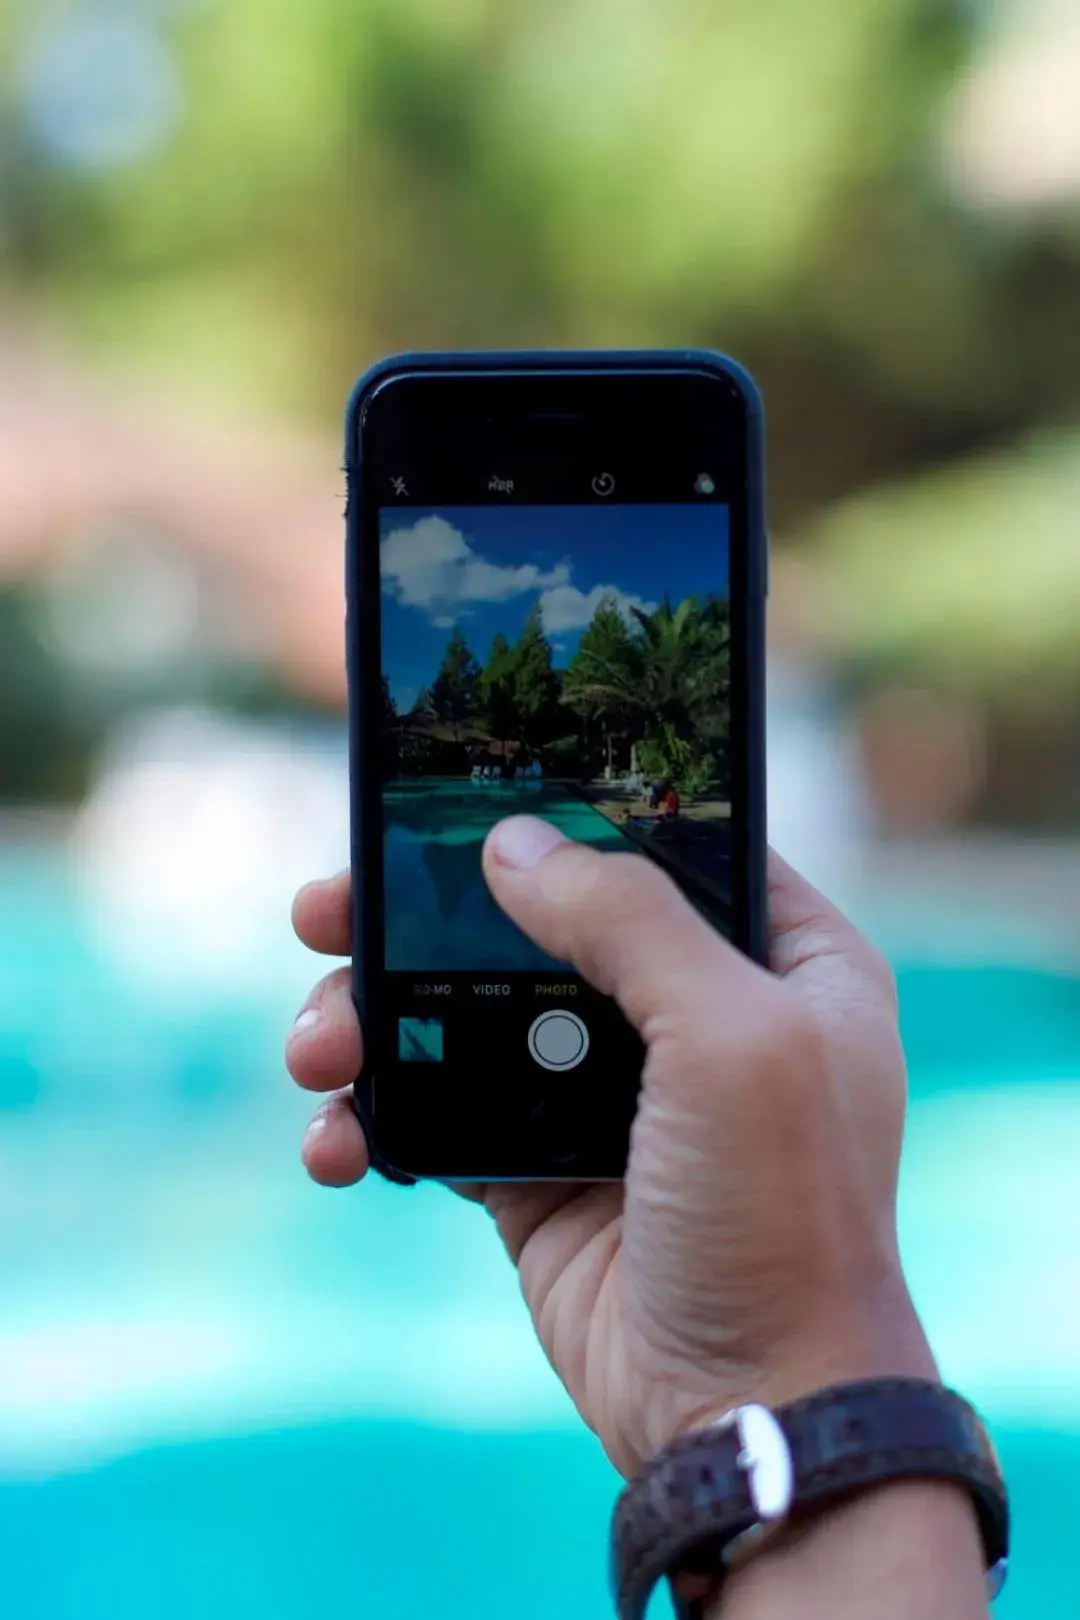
292;870;352;955
766;848;896;1004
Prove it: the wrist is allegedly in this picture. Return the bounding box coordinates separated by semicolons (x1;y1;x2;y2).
751;1283;939;1411
659;1278;938;1453
707;1478;989;1620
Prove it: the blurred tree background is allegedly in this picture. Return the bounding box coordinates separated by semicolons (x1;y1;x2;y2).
1;0;1079;826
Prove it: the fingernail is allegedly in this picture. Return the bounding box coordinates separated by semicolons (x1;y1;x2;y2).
489;816;567;871
291;1007;321;1040
302;1113;327;1158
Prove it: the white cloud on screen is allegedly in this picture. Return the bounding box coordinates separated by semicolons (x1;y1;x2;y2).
382;516;570;616
538;582;657;633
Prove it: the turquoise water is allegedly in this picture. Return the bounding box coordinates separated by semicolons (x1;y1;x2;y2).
1;837;1078;1618
384;779;626;970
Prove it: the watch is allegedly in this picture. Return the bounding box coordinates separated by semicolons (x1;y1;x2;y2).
610;1377;1009;1620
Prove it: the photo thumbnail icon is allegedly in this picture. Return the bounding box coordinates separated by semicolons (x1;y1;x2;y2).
398;1017;445;1063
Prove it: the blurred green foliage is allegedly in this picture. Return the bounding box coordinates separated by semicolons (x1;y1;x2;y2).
3;0;1080;820
0;587;96;803
7;0;1077;508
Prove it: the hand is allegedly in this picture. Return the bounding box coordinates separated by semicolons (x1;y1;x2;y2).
286;818;935;1479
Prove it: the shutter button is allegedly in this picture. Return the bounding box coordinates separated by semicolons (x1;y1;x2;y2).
527;1010;589;1071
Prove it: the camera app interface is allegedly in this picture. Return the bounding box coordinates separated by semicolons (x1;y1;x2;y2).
379;501;732;1017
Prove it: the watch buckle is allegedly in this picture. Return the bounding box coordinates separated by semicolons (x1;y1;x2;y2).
714;1403;795;1567
987;1558;1008;1600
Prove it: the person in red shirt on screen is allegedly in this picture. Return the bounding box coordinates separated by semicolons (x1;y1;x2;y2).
649;778;680;819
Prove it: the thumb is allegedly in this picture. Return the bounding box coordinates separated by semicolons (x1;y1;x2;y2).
482;815;763;1038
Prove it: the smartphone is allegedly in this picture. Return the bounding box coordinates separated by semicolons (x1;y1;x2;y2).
345;351;766;1182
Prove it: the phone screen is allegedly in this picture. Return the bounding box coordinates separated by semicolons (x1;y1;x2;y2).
352;365;762;1176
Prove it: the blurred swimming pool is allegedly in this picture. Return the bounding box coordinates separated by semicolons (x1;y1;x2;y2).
1;815;1078;1619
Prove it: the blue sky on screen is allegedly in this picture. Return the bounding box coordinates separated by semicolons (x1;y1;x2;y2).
379;503;730;711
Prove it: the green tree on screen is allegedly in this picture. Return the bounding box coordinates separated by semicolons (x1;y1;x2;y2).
428;627;480;740
634;597;731;789
511;602;560;750
560;595;732;788
686;598;731;751
479;631;519;749
562;594;637;774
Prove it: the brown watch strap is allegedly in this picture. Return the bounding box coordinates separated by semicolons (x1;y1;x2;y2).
611;1377;1009;1620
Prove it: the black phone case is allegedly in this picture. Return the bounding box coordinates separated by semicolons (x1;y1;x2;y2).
344;350;768;1185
